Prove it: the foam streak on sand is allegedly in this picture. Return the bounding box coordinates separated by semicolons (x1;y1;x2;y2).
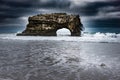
0;32;120;43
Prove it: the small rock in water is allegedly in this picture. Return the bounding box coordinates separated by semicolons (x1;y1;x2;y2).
100;63;106;67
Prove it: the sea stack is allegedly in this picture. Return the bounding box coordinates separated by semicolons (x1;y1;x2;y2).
17;13;83;36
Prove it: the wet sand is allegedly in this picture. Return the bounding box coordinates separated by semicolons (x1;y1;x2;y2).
0;39;120;80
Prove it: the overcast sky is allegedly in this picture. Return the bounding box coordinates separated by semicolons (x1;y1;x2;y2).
0;0;120;33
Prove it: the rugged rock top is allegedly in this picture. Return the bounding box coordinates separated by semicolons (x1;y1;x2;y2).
17;13;83;36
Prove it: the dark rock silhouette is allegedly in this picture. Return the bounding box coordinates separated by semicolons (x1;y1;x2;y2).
17;13;83;36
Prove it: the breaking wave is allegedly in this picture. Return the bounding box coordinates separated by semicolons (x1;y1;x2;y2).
0;32;120;43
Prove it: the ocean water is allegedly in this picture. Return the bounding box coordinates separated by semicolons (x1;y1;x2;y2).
0;33;120;80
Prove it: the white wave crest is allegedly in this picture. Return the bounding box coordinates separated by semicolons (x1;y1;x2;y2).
0;32;120;43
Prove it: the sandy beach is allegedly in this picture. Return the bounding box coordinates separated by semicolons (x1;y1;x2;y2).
0;34;120;80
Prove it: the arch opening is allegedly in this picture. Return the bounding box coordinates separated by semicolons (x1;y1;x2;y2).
56;28;71;36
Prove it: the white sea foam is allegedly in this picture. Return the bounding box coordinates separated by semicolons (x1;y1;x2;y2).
0;32;120;43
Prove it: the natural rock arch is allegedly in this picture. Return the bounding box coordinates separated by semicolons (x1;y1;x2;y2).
17;13;84;36
56;28;71;36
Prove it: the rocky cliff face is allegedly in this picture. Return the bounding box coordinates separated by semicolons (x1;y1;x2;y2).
17;13;83;36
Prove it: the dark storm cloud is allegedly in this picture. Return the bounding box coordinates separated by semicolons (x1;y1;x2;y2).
69;0;120;16
0;0;120;32
0;0;71;25
0;0;71;9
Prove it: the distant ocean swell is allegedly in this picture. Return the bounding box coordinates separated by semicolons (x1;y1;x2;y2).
0;32;120;43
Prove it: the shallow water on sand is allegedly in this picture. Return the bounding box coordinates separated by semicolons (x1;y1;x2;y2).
0;39;120;80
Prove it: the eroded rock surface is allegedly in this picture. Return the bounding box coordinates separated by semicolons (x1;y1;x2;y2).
17;13;83;36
